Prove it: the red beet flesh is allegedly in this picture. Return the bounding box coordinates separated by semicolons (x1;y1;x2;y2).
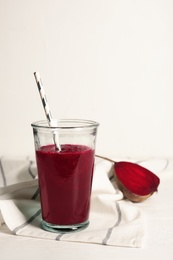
114;161;160;196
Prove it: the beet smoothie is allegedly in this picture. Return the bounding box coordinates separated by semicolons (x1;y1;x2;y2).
36;144;94;226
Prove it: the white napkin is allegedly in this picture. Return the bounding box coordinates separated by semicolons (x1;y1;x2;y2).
0;157;145;247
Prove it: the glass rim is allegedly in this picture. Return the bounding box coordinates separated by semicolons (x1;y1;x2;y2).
31;119;99;130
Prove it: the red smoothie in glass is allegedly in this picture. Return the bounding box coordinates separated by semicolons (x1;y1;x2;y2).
36;144;94;225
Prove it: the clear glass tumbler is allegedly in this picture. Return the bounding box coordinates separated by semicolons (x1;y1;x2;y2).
31;119;99;233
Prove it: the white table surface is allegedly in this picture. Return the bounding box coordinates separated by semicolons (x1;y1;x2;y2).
1;158;173;260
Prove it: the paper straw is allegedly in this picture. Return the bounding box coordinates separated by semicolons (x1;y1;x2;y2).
33;72;61;151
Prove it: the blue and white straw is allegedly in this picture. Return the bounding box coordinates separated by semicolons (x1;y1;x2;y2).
34;72;61;151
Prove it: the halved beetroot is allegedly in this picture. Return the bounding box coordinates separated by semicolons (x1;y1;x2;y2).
114;161;160;202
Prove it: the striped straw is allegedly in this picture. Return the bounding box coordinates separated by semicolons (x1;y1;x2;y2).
34;72;61;151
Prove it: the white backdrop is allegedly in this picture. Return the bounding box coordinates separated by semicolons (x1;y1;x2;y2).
0;0;173;158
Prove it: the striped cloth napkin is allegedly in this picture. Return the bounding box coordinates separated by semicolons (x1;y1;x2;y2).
0;156;145;247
